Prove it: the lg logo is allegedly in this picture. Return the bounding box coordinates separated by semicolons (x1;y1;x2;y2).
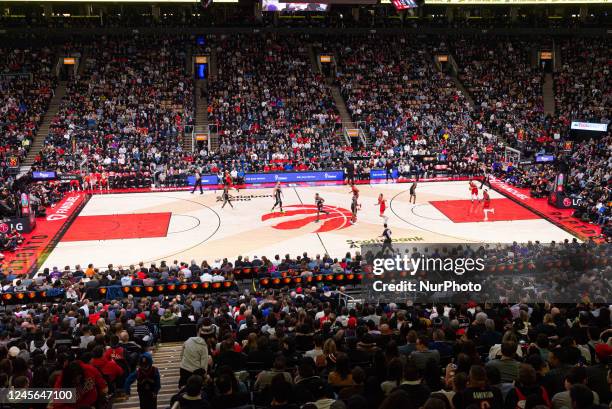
0;222;24;232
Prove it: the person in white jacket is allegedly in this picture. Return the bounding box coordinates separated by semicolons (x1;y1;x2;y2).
178;326;212;388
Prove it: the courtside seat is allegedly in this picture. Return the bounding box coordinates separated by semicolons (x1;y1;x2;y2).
178;323;197;340
160;326;180;342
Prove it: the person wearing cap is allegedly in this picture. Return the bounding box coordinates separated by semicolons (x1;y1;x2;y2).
179;325;211;388
586;342;611;404
124;353;161;409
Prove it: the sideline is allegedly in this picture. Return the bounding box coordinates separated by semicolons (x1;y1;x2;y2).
1;193;88;276
488;176;602;242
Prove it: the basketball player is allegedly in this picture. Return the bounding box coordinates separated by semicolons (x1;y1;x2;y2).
191;169;203;194
271;182;284;212
315;193;329;222
385;160;394;182
350;184;360;224
100;171;109;191
224;170;238;192
221;183;234;209
469;180;479;202
89;172;98;191
379;223;394;255
376;193;388;222
482;189;495;221
409;181;417;204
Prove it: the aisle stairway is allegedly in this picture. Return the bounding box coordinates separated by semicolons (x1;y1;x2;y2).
543;73;555;115
190;80;215;152
330;86;354;128
450;76;475;108
330;85;356;145
308;44;320;73
23;81;67;167
114;342;183;409
209;49;218;79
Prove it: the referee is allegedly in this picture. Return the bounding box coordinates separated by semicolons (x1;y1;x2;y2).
191;169;203;194
271;182;284;212
380;223;394;255
345;160;356;185
221;184;234;209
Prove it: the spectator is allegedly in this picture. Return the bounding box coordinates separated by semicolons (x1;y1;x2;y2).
505;364;551;409
169;374;210;409
179;326;210;388
552;367;600;409
453;365;503;409
410;336;441;371
487;341;522;383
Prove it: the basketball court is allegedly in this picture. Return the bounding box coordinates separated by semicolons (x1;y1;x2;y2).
38;181;577;272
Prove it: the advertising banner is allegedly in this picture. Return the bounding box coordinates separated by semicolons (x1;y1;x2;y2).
186;175;219;186
570;121;608;132
370;169;399;179
32;171;57;180
0;213;36;234
548;192;582;209
244;170;344;184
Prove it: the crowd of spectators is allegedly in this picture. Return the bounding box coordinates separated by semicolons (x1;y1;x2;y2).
33;35;194;184
205;34;344;175
0;46;56;174
0;45;62;255
0;242;609;409
554;39;610;124
450;36;563;158
445;36;609;238
0;29;610;409
330;35;491;179
14;35;607;200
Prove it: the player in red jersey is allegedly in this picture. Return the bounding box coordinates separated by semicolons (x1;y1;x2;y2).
69;176;81;191
469;180;479;202
90;172;99;191
350;184;360;199
224;170;239;192
99;172;108;191
94;171;102;190
376;193;388;222
83;174;91;191
482;189;490;207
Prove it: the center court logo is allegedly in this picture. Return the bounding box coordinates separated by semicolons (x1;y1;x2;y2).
261;204;353;233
